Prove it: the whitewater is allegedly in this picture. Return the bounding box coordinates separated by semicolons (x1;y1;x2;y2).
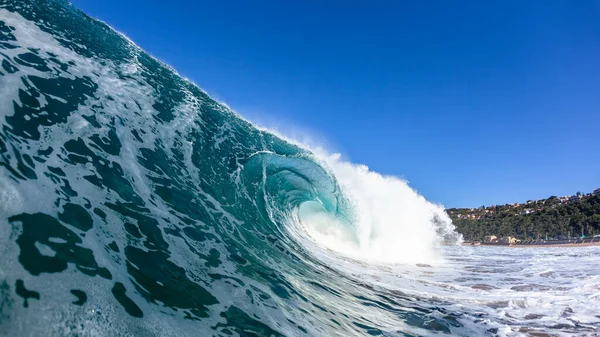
0;1;599;336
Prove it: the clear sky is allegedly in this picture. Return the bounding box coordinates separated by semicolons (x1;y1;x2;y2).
70;0;600;208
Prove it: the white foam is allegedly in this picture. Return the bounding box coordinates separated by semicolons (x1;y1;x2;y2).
0;172;24;218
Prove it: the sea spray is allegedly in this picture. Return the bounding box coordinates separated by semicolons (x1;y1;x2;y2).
287;151;460;264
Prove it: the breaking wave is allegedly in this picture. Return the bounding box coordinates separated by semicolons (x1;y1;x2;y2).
2;2;598;337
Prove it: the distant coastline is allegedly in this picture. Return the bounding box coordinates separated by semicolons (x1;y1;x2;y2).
448;188;600;243
462;238;600;248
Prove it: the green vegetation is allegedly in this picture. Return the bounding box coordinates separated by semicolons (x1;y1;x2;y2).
447;194;600;241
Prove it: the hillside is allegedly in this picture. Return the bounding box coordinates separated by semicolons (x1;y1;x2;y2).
447;189;600;241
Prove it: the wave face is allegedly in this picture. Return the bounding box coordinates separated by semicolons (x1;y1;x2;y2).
1;2;599;336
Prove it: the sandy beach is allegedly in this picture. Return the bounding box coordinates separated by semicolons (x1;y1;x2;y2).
463;241;600;248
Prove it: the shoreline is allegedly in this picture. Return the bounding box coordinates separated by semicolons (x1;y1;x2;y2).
462;242;600;248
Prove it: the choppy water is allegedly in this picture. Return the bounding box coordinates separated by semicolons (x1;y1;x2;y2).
1;1;599;336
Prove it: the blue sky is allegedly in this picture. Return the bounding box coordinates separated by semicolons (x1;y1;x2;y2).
70;0;600;208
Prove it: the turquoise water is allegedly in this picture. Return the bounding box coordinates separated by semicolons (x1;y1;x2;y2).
1;1;599;336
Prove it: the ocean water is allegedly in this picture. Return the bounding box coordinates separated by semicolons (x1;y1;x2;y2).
0;1;599;336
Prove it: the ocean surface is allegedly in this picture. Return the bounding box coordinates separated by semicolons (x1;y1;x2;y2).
1;1;599;336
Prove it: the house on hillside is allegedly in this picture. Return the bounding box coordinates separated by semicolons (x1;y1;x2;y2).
484;235;497;243
498;236;519;245
569;194;582;202
594;188;600;196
